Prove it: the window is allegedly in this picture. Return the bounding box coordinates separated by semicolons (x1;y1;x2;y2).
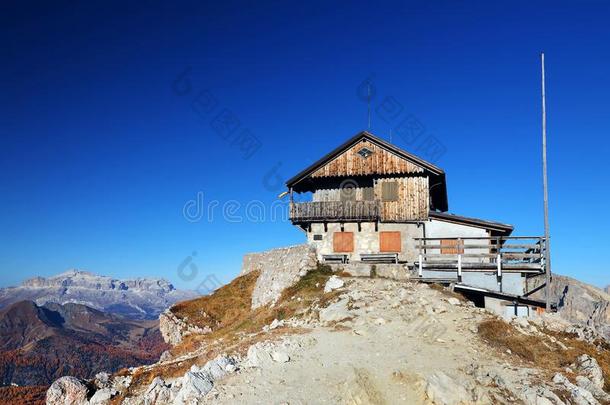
333;232;354;252
313;234;323;241
362;187;375;201
357;147;373;158
340;185;356;202
381;181;399;202
380;231;401;252
440;239;464;254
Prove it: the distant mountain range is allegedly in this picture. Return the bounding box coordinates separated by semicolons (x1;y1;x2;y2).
0;270;197;320
0;270;199;401
0;300;169;388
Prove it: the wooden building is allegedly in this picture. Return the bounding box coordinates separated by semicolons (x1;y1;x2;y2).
285;131;550;317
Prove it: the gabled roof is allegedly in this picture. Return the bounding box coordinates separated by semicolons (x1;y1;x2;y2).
286;131;445;188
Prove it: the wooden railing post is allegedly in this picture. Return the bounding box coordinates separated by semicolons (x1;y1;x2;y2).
541;237;545;273
457;237;462;282
497;252;502;292
457;252;462;282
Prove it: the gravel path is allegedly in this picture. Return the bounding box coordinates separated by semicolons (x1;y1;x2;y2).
204;278;542;404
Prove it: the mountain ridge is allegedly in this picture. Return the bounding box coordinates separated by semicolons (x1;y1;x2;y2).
0;300;169;388
47;268;610;405
0;269;197;320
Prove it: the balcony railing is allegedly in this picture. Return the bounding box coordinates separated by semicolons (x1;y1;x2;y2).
414;236;547;275
290;201;381;221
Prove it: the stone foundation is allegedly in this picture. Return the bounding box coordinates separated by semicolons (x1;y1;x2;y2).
329;263;410;280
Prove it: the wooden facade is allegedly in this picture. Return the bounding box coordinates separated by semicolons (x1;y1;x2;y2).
287;131;446;224
377;177;429;221
311;140;424;178
307;176;429;221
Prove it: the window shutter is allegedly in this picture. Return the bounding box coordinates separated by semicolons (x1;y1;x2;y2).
441;239;464;254
380;231;401;252
381;181;399;201
333;232;354;252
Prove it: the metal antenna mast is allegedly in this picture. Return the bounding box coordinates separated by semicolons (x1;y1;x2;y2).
367;82;372;130
541;52;552;311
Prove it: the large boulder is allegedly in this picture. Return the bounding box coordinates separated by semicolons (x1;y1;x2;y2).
319;298;352;325
88;388;117;405
425;371;474;405
324;275;344;293
173;355;238;404
140;377;174;405
553;373;599;405
576;376;610;403
244;342;274;368
159;309;211;346
573;355;605;390
241;245;317;308
46;376;92;405
173;370;214;404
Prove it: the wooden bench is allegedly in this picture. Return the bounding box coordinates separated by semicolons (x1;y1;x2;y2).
322;254;349;264
360;253;399;264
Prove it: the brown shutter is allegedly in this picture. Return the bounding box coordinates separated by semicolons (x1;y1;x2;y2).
380;231;401;252
440;239;464;254
333;232;354;252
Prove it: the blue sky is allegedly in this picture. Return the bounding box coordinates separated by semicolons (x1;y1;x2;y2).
1;1;609;290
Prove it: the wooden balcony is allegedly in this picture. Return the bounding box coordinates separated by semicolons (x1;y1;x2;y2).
414;236;547;274
290;201;381;222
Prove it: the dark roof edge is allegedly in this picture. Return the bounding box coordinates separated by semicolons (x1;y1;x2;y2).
454;284;550;309
286;130;445;188
429;211;514;234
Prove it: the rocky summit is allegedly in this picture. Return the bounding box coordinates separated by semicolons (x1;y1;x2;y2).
46;264;610;405
531;274;610;340
0;270;197;320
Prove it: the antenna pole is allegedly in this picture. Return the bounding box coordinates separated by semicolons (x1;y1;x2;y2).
541;52;552;311
367;83;371;130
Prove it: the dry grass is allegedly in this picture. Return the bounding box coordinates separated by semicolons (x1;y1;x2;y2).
171;264;337;354
171;270;261;331
278;264;338;309
479;318;610;391
114;264;340;401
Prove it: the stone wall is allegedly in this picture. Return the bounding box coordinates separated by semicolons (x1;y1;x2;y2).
329;263;410;280
241;244;318;309
305;222;423;263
